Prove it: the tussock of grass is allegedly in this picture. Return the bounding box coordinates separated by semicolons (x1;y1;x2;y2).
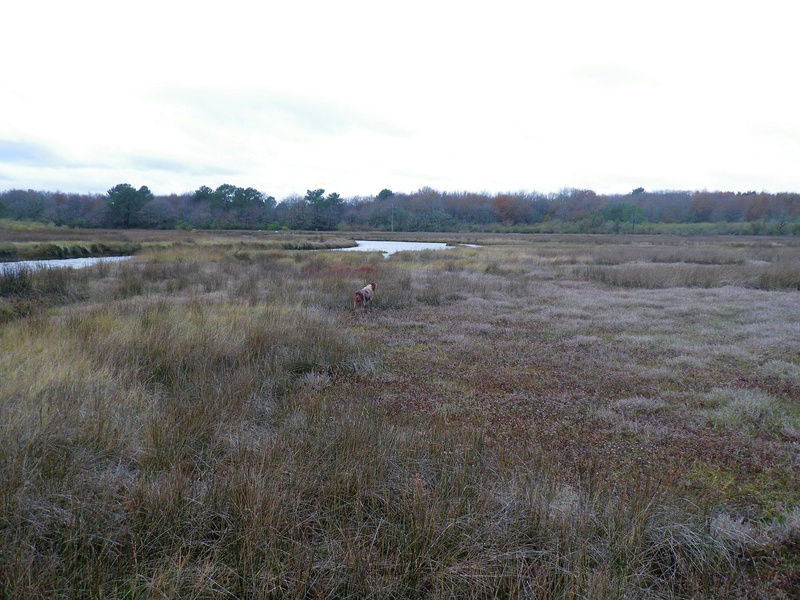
0;265;90;321
0;264;88;299
757;360;800;384
698;387;799;435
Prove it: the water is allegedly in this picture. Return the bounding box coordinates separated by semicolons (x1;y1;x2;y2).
0;256;132;273
333;240;457;257
1;241;476;271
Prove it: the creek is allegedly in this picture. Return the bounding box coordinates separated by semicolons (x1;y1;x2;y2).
0;256;132;273
333;240;463;257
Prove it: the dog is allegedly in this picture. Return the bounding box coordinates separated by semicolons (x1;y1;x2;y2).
353;282;376;314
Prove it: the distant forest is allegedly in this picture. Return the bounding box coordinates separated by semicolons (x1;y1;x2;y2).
2;184;800;235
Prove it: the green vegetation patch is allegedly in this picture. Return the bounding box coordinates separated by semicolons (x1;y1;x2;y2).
698;387;800;436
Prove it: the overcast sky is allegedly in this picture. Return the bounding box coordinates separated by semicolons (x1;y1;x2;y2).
2;1;798;199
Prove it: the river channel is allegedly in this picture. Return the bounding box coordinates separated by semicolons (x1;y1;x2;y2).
332;240;466;257
0;256;132;273
2;241;475;271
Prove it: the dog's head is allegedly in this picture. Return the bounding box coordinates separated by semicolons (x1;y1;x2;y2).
369;282;376;291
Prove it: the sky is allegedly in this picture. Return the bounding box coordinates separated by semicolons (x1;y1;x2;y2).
2;0;799;200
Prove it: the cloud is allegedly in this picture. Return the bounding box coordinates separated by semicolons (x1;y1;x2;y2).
158;88;410;142
0;140;62;166
2;1;800;196
123;154;238;178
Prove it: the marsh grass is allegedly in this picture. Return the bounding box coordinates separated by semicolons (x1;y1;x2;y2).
698;387;799;436
1;233;799;597
0;265;90;321
0;240;140;261
415;271;497;306
559;238;800;289
0;264;88;299
577;261;800;289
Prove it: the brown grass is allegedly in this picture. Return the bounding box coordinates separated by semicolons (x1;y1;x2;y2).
1;233;799;598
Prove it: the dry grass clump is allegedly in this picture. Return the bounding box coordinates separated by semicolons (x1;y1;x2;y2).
559;237;800;289
576;261;800;289
0;265;90;321
1;233;800;597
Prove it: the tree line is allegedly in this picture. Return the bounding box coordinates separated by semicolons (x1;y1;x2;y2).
2;184;799;234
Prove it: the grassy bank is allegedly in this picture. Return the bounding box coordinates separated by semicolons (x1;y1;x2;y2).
1;233;798;597
0;228;363;262
0;241;141;262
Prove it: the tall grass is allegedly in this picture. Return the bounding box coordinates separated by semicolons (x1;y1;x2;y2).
0;265;89;321
0;311;739;597
0;264;87;299
576;261;800;289
1;234;799;597
569;242;800;289
0;240;140;261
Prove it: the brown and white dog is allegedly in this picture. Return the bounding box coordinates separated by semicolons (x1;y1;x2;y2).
353;282;376;314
